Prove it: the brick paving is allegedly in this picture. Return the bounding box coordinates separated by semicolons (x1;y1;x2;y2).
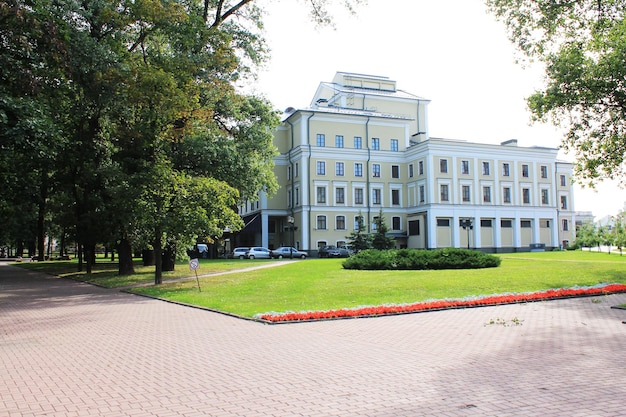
1;262;625;417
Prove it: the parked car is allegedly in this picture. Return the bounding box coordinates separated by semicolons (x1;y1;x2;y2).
317;245;336;258
230;247;250;259
328;246;352;258
245;247;271;259
271;247;308;259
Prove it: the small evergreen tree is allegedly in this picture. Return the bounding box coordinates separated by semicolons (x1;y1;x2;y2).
346;213;371;253
371;209;396;250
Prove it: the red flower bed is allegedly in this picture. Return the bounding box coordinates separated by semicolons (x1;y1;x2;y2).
256;283;626;323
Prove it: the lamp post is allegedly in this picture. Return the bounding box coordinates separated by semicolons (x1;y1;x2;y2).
460;219;473;250
287;216;295;259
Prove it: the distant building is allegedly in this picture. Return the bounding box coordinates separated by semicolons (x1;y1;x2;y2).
234;72;576;253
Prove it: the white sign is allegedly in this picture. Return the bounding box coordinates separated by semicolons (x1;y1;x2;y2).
189;258;199;271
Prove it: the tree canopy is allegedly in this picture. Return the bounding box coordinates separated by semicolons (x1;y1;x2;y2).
1;0;362;282
486;0;626;185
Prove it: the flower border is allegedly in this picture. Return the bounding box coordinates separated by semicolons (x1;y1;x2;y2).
255;283;626;323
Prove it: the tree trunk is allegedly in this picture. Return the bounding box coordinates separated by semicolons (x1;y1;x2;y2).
162;241;176;272
117;239;135;276
154;228;163;285
84;244;95;274
142;249;155;266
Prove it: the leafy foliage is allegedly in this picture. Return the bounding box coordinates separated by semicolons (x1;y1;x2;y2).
342;248;502;270
486;0;626;185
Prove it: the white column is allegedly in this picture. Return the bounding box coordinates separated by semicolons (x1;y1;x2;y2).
261;213;269;248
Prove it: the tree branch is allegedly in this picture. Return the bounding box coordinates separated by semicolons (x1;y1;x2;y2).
210;0;255;28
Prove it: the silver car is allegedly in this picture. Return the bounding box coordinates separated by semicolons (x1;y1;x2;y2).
271;247;308;259
231;247;250;259
245;247;271;259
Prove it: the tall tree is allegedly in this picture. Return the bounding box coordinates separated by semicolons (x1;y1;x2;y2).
486;0;626;185
371;209;396;250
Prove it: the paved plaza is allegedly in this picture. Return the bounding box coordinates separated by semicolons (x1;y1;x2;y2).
1;262;625;416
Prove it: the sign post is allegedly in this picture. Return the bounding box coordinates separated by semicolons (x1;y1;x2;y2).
189;258;201;292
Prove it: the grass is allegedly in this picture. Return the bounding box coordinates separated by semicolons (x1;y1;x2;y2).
14;251;626;318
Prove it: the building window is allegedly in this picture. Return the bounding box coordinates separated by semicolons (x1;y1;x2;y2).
372;138;380;150
316;187;326;203
373;189;382;204
354;216;361;230
335;135;344;148
561;195;568;209
483;186;491;203
336;187;345;204
409;164;414;178
392;216;401;230
522;164;529;177
440;184;449;202
372;164;381;177
541;189;549;205
462;185;471;202
437;218;450;227
418;161;424;175
316;134;325;147
503;187;511;203
482;161;490;175
316;161;325;175
501;219;512;228
502;163;510;177
371;216;378;231
295;163;299;177
522;188;530;204
354;163;363;177
336;215;346;230
392;189;400;205
355;188;364;204
295;187;299;205
481;219;493;228
541;165;548;178
562;219;569;231
335;162;344;176
354;136;362;149
409;220;420;235
521;220;532;228
461;160;470;175
390;139;399;152
419;185;425;203
560;175;566;186
540;219;550;228
440;159;448;173
391;165;400;178
287;190;291;208
287;166;291;180
317;215;327;230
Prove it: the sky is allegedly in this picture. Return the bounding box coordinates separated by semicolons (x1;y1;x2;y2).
250;0;626;219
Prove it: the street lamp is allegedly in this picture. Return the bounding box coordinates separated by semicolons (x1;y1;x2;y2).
460;219;473;250
287;216;295;259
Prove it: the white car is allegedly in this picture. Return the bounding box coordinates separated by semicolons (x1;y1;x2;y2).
245;247;271;259
230;247;249;259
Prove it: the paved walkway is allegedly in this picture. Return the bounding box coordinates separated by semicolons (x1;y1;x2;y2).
1;262;625;417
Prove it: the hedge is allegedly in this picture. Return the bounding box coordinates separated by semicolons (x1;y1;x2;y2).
342;248;501;270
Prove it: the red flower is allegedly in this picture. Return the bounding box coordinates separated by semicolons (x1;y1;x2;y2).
257;283;626;323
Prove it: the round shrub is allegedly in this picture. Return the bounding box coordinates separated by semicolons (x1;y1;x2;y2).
342;248;501;270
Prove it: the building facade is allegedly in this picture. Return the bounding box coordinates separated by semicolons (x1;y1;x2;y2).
234;72;577;254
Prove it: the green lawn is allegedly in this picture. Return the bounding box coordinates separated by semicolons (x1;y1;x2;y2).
15;251;626;318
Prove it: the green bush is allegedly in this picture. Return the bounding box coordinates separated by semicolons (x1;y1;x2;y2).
342;248;501;270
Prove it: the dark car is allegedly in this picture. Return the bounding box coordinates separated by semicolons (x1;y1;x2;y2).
318;245;352;258
271;247;307;259
318;245;336;258
328;246;352;258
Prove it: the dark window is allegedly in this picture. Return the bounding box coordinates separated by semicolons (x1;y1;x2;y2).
391;165;400;178
437;218;450;227
501;219;512;228
481;219;493;228
409;220;420;235
392;189;400;205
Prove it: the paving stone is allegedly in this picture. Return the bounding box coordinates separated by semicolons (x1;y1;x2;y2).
1;262;625;416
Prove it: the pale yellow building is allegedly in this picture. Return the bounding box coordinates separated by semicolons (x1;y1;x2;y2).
234;72;577;254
